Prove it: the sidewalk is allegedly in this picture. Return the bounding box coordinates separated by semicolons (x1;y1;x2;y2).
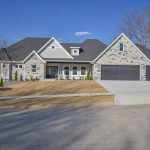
0;93;113;100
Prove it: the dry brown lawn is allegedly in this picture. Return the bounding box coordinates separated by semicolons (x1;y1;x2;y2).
0;81;108;96
0;95;114;108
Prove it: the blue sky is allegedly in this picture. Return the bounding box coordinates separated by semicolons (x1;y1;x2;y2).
0;0;150;44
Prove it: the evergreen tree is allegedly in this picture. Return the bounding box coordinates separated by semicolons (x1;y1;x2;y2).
0;78;4;87
14;71;18;81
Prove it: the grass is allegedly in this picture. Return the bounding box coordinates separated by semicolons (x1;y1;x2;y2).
0;81;108;96
0;81;114;108
0;95;114;108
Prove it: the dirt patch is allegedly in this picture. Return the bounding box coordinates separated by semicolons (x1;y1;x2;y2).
0;88;12;91
0;81;108;96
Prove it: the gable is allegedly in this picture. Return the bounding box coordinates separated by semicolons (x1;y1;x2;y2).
96;34;150;65
39;39;73;59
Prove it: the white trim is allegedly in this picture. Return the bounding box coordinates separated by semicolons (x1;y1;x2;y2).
23;51;45;63
52;37;74;59
0;61;23;63
93;33;150;63
45;60;92;63
70;47;80;48
37;38;53;53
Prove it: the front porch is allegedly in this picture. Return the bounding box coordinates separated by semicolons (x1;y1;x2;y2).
45;62;92;80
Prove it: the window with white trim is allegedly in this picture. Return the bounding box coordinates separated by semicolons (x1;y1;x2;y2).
119;43;124;51
72;67;78;75
81;67;86;75
19;65;22;68
71;48;80;56
15;64;23;69
15;65;18;68
64;66;69;75
32;65;37;73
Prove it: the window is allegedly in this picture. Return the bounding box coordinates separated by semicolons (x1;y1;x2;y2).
32;65;37;73
73;49;78;54
71;48;79;56
64;66;69;75
15;65;18;68
19;65;22;68
15;64;22;69
119;43;124;51
51;45;55;49
73;67;78;75
81;67;86;75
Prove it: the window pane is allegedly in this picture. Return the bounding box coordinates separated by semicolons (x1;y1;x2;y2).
81;67;86;75
51;45;55;49
64;67;69;75
15;65;18;68
120;43;124;51
73;67;77;75
32;65;36;69
32;65;36;72
19;65;22;68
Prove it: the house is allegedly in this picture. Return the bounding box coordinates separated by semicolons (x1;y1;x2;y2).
0;33;150;81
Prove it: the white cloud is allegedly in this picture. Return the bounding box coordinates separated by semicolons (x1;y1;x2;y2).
74;31;92;36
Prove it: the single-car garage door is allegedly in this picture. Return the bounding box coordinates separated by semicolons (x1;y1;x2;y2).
101;65;140;80
146;66;150;81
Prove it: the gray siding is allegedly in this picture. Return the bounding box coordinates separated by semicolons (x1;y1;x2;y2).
40;40;72;59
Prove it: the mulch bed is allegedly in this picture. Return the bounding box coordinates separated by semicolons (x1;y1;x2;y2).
0;87;12;91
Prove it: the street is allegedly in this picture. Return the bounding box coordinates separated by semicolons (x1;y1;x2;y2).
0;105;150;150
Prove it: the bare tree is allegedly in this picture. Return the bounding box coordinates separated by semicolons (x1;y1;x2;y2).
120;7;150;48
0;35;11;82
0;36;10;49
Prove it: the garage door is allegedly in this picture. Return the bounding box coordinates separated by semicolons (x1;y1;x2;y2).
101;65;140;80
146;66;150;81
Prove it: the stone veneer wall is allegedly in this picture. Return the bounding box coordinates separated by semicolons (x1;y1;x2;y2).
24;53;45;80
94;35;150;81
0;63;10;80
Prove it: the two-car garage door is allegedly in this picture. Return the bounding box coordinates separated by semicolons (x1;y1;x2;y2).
101;65;140;80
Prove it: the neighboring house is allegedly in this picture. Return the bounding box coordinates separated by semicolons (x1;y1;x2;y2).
0;33;150;81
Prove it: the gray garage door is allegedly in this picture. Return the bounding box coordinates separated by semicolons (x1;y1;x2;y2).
146;66;150;81
101;65;140;80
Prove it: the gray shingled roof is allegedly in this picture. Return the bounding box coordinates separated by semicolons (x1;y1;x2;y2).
0;37;50;61
1;37;150;63
60;39;107;61
0;48;11;61
0;37;107;62
136;44;150;60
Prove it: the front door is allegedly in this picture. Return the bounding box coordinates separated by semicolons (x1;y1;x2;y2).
46;66;58;79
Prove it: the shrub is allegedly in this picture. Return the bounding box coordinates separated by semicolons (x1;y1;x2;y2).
0;78;4;87
14;71;18;81
85;69;91;80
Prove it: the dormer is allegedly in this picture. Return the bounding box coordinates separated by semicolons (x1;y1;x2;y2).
70;47;80;56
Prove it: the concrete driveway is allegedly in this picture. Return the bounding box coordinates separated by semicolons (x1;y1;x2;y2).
97;80;150;105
